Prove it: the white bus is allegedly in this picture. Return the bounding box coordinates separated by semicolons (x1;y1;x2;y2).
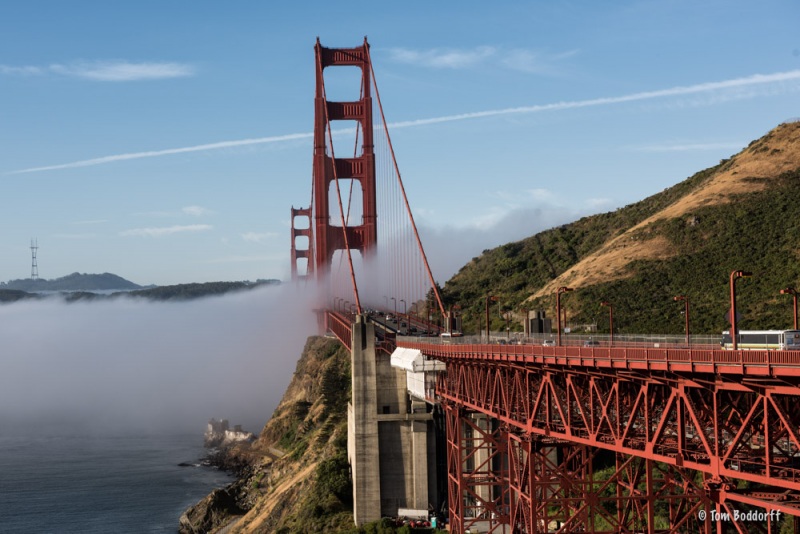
721;330;800;350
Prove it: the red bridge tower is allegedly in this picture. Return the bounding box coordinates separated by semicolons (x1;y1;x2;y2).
291;38;377;279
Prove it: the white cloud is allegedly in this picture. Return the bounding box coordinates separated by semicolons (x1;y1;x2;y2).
387;46;496;69
385;70;800;130
586;198;613;208
526;188;557;202
120;224;212;237
182;206;213;217
419;205;581;281
501;49;578;74
1;61;194;81
387;45;577;74
8;69;800;175
469;207;509;231
0;65;43;76
241;231;278;243
9;132;313;174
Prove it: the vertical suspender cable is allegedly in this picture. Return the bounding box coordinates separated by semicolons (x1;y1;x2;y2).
366;46;446;318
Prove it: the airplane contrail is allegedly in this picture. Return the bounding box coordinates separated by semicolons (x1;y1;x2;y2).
8;69;800;175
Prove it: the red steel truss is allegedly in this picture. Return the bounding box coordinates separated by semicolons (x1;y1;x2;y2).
290;206;313;279
300;38;800;532
325;310;353;351
318;39;376;275
444;401;714;533
432;353;800;533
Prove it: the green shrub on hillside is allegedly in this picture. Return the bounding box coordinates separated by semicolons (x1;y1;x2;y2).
444;164;800;335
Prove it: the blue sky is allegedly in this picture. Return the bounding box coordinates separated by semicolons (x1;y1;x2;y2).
1;1;798;286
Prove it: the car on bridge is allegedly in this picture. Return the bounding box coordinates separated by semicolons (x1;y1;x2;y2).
440;332;463;341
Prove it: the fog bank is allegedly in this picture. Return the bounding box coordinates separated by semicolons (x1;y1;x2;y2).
0;285;318;436
421;204;583;283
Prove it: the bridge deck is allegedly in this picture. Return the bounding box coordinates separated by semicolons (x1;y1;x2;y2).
399;340;800;377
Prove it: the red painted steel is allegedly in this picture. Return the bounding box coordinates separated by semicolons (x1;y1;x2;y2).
306;39;800;532
290;206;312;279
312;38;376;275
444;403;509;533
325;310;352;351
400;341;800;378
324;313;800;530
297;39;447;318
364;44;446;318
424;346;800;532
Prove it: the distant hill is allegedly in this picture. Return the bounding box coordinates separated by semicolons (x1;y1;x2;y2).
126;280;280;301
0;289;36;303
1;272;143;292
441;120;800;335
0;275;281;302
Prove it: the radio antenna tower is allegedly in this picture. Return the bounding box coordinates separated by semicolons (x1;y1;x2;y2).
30;238;39;280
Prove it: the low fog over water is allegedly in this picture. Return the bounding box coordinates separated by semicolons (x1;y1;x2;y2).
0;285;317;436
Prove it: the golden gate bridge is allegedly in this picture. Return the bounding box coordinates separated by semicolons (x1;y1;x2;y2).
291;38;800;534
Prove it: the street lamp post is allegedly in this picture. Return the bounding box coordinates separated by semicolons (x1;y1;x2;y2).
521;308;528;338
729;270;753;350
673;295;690;346
485;295;498;342
391;297;397;317
400;299;407;316
556;287;574;347
448;304;461;335
781;287;798;330
600;301;613;346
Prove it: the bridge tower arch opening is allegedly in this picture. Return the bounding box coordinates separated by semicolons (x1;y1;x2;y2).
291;38;377;285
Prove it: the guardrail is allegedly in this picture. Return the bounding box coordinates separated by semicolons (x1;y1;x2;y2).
398;340;800;377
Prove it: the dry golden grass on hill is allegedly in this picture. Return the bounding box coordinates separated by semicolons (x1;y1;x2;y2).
531;121;800;300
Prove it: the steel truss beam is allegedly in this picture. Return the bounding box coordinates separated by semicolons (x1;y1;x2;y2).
445;403;509;533
447;404;711;533
439;361;800;532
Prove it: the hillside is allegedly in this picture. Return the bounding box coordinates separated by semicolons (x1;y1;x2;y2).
128;280;279;301
1;272;142;292
0;279;281;304
180;336;355;534
173;124;800;533
442;120;800;335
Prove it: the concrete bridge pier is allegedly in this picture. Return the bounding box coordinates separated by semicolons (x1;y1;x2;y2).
347;314;436;525
347;315;381;525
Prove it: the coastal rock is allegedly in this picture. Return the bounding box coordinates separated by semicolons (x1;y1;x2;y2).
179;337;355;533
178;487;245;534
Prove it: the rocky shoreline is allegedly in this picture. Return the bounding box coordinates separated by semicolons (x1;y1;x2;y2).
177;336;355;533
178;422;258;534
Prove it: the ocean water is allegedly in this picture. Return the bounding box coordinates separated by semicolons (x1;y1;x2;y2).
0;431;234;533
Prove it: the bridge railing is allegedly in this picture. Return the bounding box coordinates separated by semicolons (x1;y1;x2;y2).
400;332;722;346
398;340;800;376
325;310;353;351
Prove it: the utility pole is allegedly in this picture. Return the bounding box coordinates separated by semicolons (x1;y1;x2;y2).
30;238;39;280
